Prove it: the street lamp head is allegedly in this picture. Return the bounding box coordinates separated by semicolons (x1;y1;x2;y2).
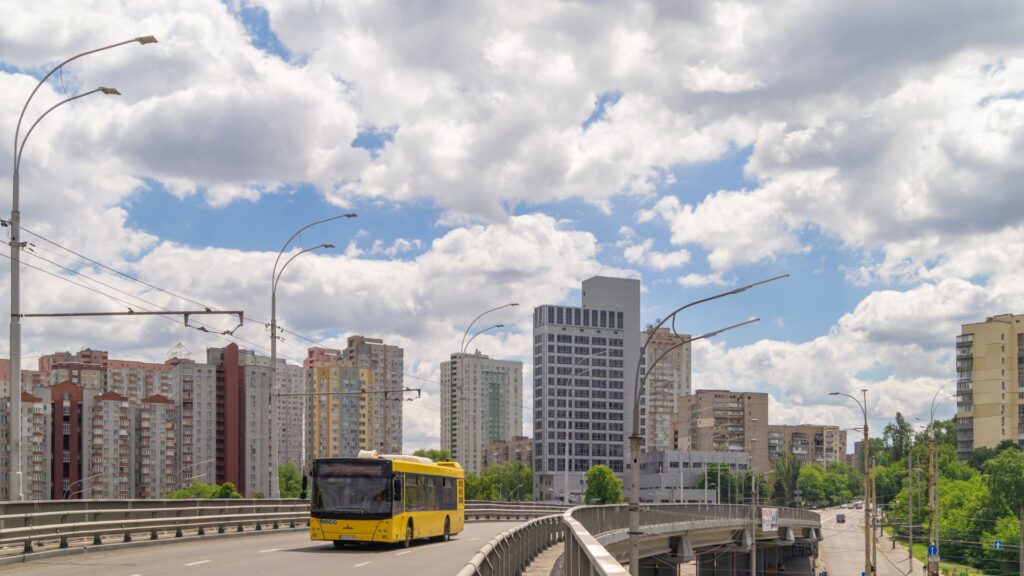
320;243;336;249
510;303;520;306
136;35;159;45
98;87;122;96
828;392;839;396
343;213;358;218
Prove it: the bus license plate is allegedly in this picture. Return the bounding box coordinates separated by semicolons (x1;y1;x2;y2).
340;535;357;541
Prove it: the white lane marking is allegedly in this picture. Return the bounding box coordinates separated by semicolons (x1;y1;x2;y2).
395;550;413;556
258;548;280;553
354;561;372;567
466;537;480;541
185;560;211;567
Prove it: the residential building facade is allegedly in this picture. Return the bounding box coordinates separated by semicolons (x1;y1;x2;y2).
90;392;136;499
481;435;533;470
0;391;52;500
671;390;770;474
955;313;1024;460
276;361;305;469
767;424;847;469
441;352;524;474
304;348;368;464
137;395;176;498
640;327;692;452
342;336;404;453
532;276;641;502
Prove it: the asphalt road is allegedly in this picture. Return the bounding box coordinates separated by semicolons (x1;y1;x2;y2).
0;521;523;576
818;507;919;576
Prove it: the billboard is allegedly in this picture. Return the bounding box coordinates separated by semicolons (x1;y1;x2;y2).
761;507;779;531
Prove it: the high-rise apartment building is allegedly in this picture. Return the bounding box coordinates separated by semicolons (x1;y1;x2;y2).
167;354;218;491
208;344;274;497
342;336;404;453
0;391;52;500
137;395;176;498
304;347;368;463
532;276;641;502
46;381;96;499
107;359;173;404
767;424;846;469
671;390;770;473
640;327;692;452
441;352;523;474
956;313;1024;460
276;361;305;468
91;392;136;499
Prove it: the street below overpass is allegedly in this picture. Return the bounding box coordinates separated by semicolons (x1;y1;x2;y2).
0;521;524;576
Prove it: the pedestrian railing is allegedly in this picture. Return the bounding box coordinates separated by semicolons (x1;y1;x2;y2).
562;503;821;576
455;513;564;576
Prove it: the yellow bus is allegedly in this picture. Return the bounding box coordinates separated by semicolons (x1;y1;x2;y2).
304;451;464;548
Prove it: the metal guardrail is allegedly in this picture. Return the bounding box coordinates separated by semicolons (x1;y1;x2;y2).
0;499;308;554
0;498;566;557
455;513;564;576
562;503;821;576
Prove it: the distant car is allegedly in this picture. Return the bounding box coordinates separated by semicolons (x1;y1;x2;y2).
853;501;863;509
840;503;848;509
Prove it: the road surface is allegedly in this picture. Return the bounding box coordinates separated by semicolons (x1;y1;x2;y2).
818;507;920;576
0;521;523;576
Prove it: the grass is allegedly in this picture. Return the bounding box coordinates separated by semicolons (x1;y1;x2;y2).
883;527;995;576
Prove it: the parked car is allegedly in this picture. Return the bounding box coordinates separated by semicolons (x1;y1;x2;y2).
853;501;863;509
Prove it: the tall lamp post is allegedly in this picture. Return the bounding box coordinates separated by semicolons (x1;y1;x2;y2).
8;35;157;501
63;473;102;499
627;273;787;576
915;388;954;576
830;389;870;576
450;303;517;468
270;215;354;498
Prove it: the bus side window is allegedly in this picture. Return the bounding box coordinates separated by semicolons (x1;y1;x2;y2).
393;476;403;502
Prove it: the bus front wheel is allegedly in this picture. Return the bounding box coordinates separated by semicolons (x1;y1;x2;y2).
403;521;413;548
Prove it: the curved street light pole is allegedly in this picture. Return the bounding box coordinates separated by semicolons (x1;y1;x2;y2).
627;275;787;576
831;389;870;576
63;473;102;499
8;35;157;502
270;215;354;498
451;303;517;466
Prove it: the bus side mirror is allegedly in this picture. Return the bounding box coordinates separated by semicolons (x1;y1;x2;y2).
300;475;308;500
393;477;403;502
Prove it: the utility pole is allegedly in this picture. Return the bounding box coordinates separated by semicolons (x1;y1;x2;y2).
871;458;877;573
927;425;937;576
908;451;914;574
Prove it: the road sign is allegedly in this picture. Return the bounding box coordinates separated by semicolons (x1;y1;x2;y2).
994;540;1004;550
927;543;939;564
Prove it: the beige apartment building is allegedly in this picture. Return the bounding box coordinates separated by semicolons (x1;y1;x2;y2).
956;313;1024;460
481;435;533;470
137;395;176;499
640;327;692;451
671;390;770;473
767;424;847;469
304;348;374;463
441;351;524;474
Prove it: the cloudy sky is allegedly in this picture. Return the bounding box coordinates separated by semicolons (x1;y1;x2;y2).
1;0;1022;451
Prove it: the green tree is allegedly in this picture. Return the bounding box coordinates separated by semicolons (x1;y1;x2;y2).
883;412;914;462
983;449;1024;515
279;463;303;498
413;449;452;462
465;472;501;500
165;481;218;499
773;452;801;506
697;463;736;502
584;465;623;504
969;446;998;470
797;465;826;505
212;481;244;499
482;463;533;501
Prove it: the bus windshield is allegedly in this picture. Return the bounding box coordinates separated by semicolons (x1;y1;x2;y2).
312;460;392;516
